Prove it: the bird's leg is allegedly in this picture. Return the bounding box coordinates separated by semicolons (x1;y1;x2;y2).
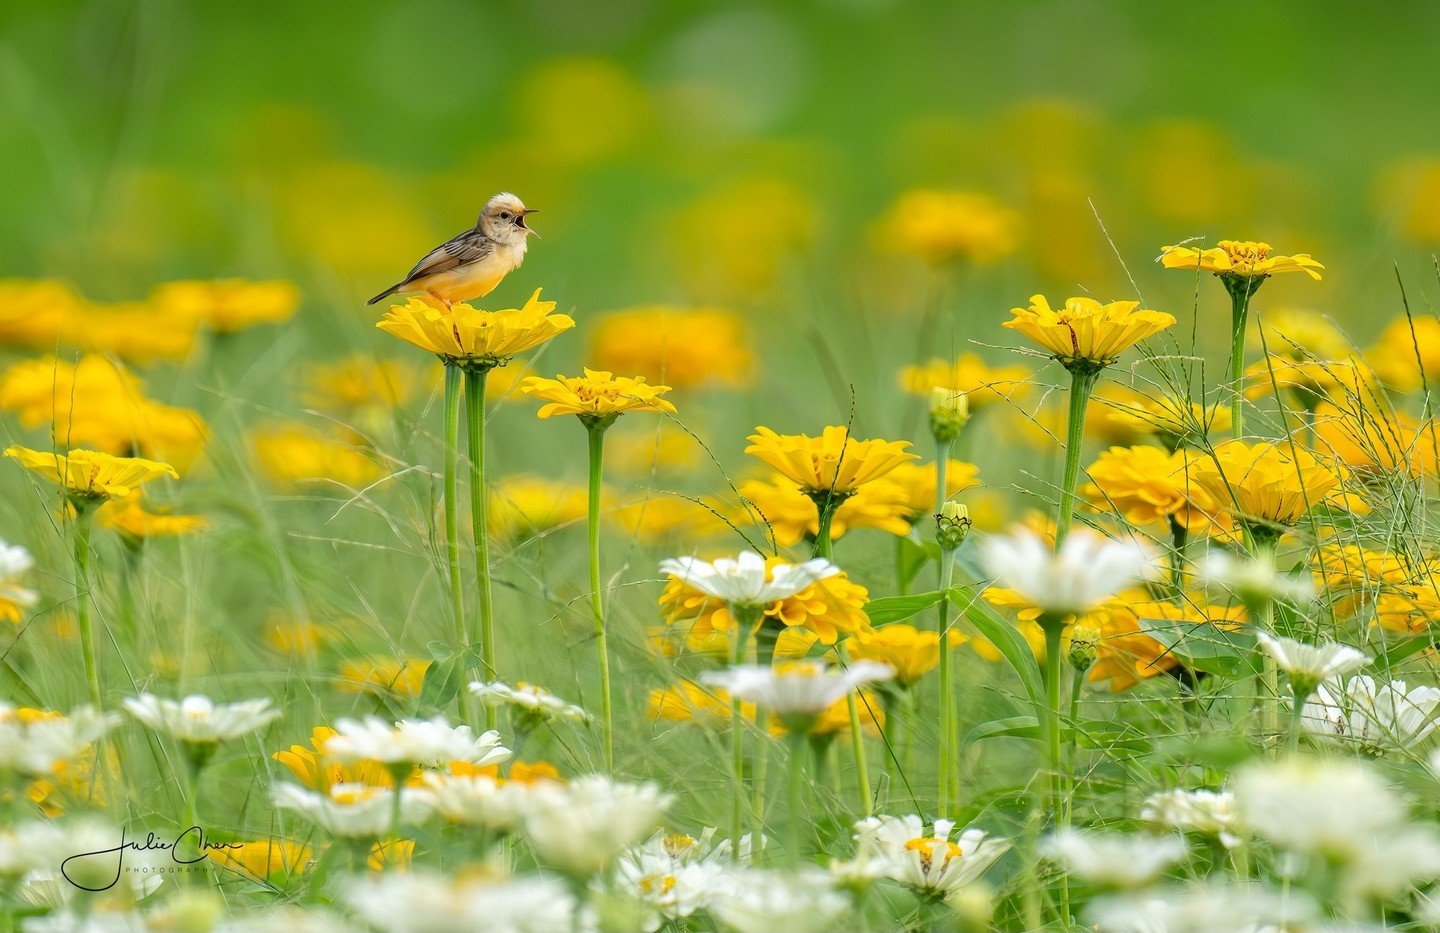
427;289;453;311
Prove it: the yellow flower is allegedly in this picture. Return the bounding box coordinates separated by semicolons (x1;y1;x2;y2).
264;619;331;657
5;446;177;504
1087;596;1245;693
337;657;429;701
1186;440;1363;533
0;280;82;350
303;356;421;411
1312;544;1412;592
521;369;676;424
881;460;982;517
1082;446;1222;532
738;475;913;546
368;839;413;873
660;563;872;648
1003;295;1176;367
806;689;885;738
376;289;574;368
1256;308;1352;361
1242;356;1377;406
1160;240;1324;281
613;496;731;546
74;300;201;364
665;176;816;302
745;426;915;498
151;279;300;333
1372;577;1440;635
589;307;754;389
1312;401;1439;478
898;353;1031;411
213;839;313;880
488;475;589;542
849;624;952;687
606;424;704;476
274;727;389;790
877;189;1021;266
1368;316;1440;392
647;681;757;726
1091;385;1231;450
96;491;205;541
250;424;383;490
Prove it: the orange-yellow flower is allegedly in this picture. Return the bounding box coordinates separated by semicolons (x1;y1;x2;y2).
660;561;872;647
521;369;675;422
1091;385;1231;450
739;474;913;546
249;424;384;490
376;289;574;367
151;279;300;333
96;491;205;542
1186;440;1364;533
488;475;590;541
881;459;982;517
1082;446;1222;532
898;353;1031;411
745;426;915;497
336;657;429;701
1312;401;1440;478
589;307;753;389
1256;308;1351;361
877;190;1021;266
0;280;82;350
849;624;952;687
1368;316;1440;392
212;839;313;880
303;355;421;411
4;446;177;503
1003;295;1175;367
1242;356;1378;406
1160;240;1324;281
613;496;731;546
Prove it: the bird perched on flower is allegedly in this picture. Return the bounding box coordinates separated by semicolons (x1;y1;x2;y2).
367;192;538;307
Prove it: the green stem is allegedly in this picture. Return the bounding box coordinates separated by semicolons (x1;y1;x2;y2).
786;731;807;868
1055;368;1100;546
842;644;872;815
1227;277;1257;440
1287;687;1306;752
465;368;497;724
1168;517;1188;602
728;611;755;859
937;547;956;814
812;496;839;560
893;536;908;596
442;364;466;649
1041;616;1070;928
586;424;612;772
935;436;953;518
73;507;101;709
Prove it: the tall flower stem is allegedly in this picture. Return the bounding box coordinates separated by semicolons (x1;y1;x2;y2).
1224;275;1260;440
728;606;762;859
1287;687;1307;752
1168;517;1188;602
585;422;613;771
464;366;497;728
1055;367;1101;545
73;505;101;709
442;363;466;650
812;495;841;560
841;644;872;815
786;731;808;868
937;547;956;814
1040;613;1071;928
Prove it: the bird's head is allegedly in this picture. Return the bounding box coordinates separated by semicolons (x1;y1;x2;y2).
478;192;539;242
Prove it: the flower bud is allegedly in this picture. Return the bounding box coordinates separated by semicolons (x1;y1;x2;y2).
935;501;971;551
946;881;996;929
929;387;970;442
1066;623;1101;672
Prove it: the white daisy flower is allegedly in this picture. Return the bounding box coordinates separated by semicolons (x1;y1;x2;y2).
700;661;893;732
1301;675;1440;753
122;694;279;744
979;526;1159;617
614;828;739;926
470;681;590;724
0;539;38;618
1233;757;1405;861
1043;828;1186;888
343;871;577;933
709;867;850;933
834;815;1009;896
271;783;432;838
1140;789;1242;850
1338;826;1440;901
419;770;545;833
0;822;67;879
322;716;510;768
0;704;119;777
1255;633;1369;694
1086;884;1313;933
658;551;839;608
1198;549;1315;607
520;775;673;876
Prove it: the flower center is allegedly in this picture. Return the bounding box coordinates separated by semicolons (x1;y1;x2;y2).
1221;240;1272;273
662;833;697;857
905;836;962;871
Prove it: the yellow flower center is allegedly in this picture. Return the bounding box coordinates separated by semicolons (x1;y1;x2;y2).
639;873;678;895
662;833;697;857
905;836;962;871
1220;240;1272;274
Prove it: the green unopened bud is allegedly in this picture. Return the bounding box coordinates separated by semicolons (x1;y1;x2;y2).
929;387;970;442
946;881;995;929
935;501;971;551
1067;623;1101;672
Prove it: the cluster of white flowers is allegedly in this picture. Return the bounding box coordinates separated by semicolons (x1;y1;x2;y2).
0;703;118;777
1301;674;1440;753
321;716;511;768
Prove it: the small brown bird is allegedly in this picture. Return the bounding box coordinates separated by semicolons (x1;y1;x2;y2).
367;192;538;307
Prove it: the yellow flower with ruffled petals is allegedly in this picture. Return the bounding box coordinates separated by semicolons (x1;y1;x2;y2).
521;369;675;424
745;426;915;497
898;353;1030;411
377;289;574;368
878;190;1021;266
590;307;753;389
850;624;952;687
1186;440;1363;534
249;424;382;490
151;279;300;333
5;446;177;504
1004;295;1176;367
1082;446;1222;533
1160;240;1324;281
96;491;205;542
660;562;872;648
739;475;914;546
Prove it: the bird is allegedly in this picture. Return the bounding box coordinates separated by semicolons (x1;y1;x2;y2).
367;192;539;308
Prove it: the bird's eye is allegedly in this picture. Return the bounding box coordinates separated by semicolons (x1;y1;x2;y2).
499;212;510;220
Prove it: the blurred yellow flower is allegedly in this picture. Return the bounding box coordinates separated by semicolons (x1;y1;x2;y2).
1368;315;1440;392
648;681;756;726
590;307;753;389
1312;543;1411;593
850;624;950;687
1091;386;1230;451
1082;446;1222;532
1087;596;1244;693
606;424;704;476
4;446;177;504
899;354;1030;412
1160;240;1324;281
488;475;589;542
806;689;885;738
739;474;913;546
0;280;81;350
96;491;205;542
1376;156;1440;244
660;562;872;647
1311;401;1439;478
878;189;1021;266
274;726;391;790
303;355;420;411
881;460;982;518
74;300;201;364
1372;576;1440;635
151;279;300;333
1004;295;1176;367
249;424;383;490
376;289;574;368
1256;308;1351;361
613;496;731;546
745;425;914;497
667;176;816;302
1242;355;1377;406
521;369;676;422
1187;440;1362;534
367;839;413;873
336;657;429;701
213;839;313;880
264;619;331;657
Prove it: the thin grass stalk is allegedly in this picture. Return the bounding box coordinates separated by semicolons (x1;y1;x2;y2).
585;423;613;771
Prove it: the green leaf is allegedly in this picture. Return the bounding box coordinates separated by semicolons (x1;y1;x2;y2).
897;534;935;592
1369;635;1437;670
1138;618;1257;678
950;583;1045;708
866;591;947;626
417;653;466;714
963;715;1040;746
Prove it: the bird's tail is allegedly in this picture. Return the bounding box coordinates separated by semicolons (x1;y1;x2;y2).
366;283;403;306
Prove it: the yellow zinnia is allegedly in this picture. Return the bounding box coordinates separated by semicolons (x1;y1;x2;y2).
1369;315;1440;392
660;562;872;647
151;279;300;333
1160;240;1324;281
1091;385;1230;451
898;353;1031;411
739;474;914;546
488;475;590;542
1081;446;1222;533
877;189;1021;266
849;624;951;687
1186;440;1363;535
1312;401;1440;478
520;369;676;423
96;491;206;542
249;424;383;490
376;289;574;368
5;446;177;503
589;307;754;389
881;460;982;518
1003;295;1176;368
745;425;915;497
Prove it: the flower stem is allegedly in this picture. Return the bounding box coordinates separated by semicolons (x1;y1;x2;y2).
1226;276;1257;439
812;495;839;560
586;423;613;772
937;547;956;814
841;644;872;815
1041;615;1070;928
73;506;101;709
1055;367;1100;546
1287;687;1306;752
442;363;466;650
464;368;497;713
728;609;758;859
1168;516;1188;602
786;731;807;868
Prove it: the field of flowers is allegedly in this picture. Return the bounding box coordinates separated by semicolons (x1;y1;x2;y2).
6;3;1440;932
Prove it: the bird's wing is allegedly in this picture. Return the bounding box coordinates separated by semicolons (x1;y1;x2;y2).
400;230;495;283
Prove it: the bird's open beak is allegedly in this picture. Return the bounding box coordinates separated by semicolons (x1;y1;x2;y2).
517;209;539;237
